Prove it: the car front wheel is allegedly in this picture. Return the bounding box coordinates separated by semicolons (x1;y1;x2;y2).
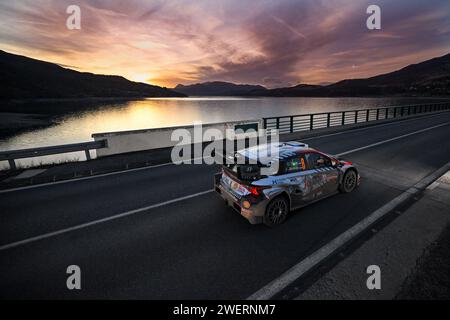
339;170;357;193
263;196;289;227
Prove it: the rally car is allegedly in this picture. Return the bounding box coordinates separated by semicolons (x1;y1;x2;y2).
214;141;360;227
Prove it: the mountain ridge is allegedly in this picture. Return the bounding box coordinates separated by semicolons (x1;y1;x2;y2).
177;53;450;97
174;81;267;96
0;50;186;99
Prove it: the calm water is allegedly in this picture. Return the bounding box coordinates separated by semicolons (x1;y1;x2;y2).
0;96;447;169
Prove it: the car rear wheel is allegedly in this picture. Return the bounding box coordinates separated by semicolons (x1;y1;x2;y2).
339;170;357;193
263;196;289;227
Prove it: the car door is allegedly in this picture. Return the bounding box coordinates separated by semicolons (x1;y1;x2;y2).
304;152;339;198
282;154;315;208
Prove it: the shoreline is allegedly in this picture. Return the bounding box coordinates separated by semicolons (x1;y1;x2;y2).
0;112;56;140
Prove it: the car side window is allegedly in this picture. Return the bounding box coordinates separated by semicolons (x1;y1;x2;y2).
305;152;331;169
283;155;307;174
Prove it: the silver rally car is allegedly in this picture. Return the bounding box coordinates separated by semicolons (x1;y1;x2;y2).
214;141;360;227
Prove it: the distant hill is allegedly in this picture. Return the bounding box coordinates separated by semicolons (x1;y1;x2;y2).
174;81;267;96
251;52;450;97
321;52;450;96
0;50;186;99
246;84;323;97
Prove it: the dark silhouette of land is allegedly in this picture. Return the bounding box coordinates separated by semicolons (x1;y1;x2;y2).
174;81;266;96
176;53;450;97
0;50;186;99
2;49;449;99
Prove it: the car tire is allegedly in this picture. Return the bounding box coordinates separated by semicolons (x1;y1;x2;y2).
339;170;357;193
263;196;289;227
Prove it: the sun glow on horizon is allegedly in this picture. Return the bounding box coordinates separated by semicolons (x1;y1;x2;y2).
130;73;154;84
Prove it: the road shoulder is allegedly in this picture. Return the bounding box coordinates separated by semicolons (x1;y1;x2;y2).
296;171;450;300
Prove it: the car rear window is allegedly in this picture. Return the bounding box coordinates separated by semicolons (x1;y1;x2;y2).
223;163;262;181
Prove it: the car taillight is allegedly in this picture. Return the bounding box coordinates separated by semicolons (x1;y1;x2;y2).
246;186;268;196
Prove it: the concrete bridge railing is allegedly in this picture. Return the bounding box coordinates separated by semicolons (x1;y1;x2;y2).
92;119;263;158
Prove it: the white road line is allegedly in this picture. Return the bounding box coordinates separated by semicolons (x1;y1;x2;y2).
247;161;450;300
1;112;448;194
336;121;450;157
0;156;210;194
0;189;214;251
1;118;449;251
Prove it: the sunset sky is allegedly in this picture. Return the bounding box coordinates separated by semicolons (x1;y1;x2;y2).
1;0;449;88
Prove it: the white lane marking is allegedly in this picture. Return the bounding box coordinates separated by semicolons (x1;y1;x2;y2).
0;189;214;251
1;112;449;194
1;117;450;250
336;121;450;157
247;160;450;300
0;156;211;194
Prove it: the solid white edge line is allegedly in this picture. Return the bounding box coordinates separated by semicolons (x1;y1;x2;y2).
0;189;214;251
247;161;450;300
0;156;211;194
1;111;449;194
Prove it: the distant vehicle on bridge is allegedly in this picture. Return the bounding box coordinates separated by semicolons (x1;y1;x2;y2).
214;141;360;226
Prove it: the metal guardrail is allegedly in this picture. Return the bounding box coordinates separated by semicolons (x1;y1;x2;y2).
0;140;107;170
263;102;450;134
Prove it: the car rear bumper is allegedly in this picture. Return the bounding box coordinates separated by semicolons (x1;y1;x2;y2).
214;173;264;224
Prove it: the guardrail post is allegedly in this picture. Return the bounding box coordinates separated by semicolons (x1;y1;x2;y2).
310;114;314;130
385;108;389;119
327;113;331;127
376;108;380;120
342;111;345;125
393;107;397;118
276;117;280;130
263;118;267;129
8;159;17;171
85;150;91;161
354;110;358;124
290;116;294;133
366;109;370;122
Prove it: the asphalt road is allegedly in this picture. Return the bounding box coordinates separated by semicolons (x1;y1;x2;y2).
1;112;450;299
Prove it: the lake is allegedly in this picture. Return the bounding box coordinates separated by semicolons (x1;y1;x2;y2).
0;96;448;169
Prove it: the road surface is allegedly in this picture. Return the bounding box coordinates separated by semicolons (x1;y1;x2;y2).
1;112;450;299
